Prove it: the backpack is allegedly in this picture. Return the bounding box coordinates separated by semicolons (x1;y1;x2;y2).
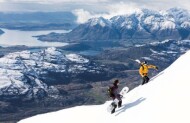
107;86;114;98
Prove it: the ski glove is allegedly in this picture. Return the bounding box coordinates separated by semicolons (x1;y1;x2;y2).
155;66;158;70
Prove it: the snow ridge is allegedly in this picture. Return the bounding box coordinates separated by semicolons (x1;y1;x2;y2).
85;7;190;36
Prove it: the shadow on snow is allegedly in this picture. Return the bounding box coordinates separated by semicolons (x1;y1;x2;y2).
115;97;146;116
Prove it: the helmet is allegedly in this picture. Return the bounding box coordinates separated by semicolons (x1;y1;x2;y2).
142;61;147;64
113;79;119;85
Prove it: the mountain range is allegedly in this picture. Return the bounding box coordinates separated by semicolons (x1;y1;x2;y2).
1;39;190;100
63;8;190;42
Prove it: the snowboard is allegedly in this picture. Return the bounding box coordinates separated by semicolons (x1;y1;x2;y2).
120;86;129;97
107;86;129;113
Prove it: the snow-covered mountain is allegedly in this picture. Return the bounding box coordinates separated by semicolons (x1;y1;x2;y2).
19;49;190;123
65;8;190;41
0;47;102;101
87;17;112;27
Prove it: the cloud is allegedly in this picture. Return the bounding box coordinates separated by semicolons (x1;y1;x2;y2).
72;9;109;24
72;0;190;24
105;2;141;18
0;0;189;15
72;9;92;24
72;2;141;24
118;0;190;11
1;0;109;4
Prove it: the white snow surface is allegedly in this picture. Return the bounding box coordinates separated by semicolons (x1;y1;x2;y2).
160;20;176;30
45;47;62;56
88;17;111;27
19;50;190;123
66;54;89;63
181;21;190;28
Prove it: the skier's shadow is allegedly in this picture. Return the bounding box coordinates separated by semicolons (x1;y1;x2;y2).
115;97;146;116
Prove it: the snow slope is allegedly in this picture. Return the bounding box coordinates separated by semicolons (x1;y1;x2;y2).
19;50;190;123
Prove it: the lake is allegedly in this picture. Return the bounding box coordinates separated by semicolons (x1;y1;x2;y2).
0;28;70;47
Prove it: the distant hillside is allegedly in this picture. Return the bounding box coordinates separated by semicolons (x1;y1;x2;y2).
0;12;76;23
0;12;77;30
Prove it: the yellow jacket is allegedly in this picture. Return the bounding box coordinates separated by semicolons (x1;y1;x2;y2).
139;63;157;77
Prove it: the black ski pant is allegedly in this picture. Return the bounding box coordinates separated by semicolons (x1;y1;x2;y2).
142;76;149;85
112;94;122;107
111;99;122;114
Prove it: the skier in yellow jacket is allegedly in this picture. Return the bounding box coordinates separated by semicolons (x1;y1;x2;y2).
139;61;158;85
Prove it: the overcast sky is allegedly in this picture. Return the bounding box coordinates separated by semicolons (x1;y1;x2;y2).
0;0;190;23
